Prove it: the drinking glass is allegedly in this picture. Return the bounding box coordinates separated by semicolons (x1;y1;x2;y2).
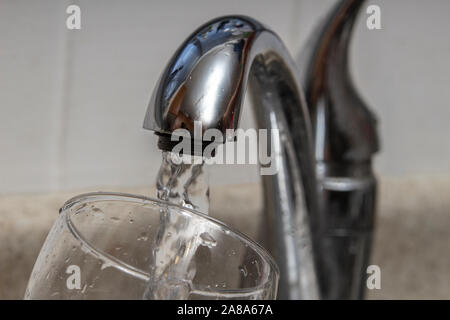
25;192;279;299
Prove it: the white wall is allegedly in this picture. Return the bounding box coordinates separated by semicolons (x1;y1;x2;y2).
1;0;450;194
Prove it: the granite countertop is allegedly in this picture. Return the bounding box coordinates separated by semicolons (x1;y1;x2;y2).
1;175;450;299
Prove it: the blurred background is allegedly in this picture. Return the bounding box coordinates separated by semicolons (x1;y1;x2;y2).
1;0;450;299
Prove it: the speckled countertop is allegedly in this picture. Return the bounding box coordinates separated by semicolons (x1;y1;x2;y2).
1;175;450;299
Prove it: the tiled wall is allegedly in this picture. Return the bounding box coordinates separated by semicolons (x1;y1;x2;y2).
1;0;450;193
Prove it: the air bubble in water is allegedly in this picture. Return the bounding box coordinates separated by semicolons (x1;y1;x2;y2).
239;265;248;277
137;232;148;241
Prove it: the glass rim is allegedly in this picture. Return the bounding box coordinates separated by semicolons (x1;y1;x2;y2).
60;191;280;296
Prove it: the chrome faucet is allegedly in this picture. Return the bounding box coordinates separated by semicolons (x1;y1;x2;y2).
143;0;378;300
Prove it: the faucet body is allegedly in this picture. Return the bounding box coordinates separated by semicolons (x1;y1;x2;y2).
144;1;378;299
298;0;379;299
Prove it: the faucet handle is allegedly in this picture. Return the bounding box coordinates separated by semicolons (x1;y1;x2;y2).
299;0;379;163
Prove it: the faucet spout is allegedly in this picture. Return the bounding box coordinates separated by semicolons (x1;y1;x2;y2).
143;16;321;299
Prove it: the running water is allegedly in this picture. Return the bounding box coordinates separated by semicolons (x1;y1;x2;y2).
156;151;209;214
143;151;212;299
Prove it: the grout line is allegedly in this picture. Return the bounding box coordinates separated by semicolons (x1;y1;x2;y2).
289;0;303;55
54;0;74;191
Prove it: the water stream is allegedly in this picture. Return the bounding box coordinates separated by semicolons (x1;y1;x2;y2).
143;151;212;299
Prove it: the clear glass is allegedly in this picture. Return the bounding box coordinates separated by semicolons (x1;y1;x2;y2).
25;192;279;300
